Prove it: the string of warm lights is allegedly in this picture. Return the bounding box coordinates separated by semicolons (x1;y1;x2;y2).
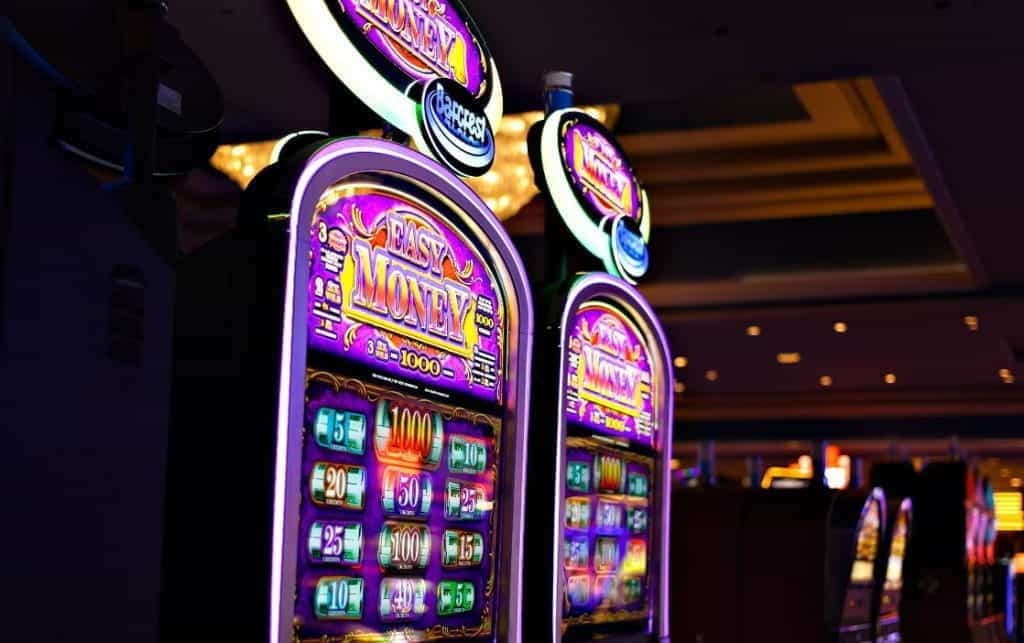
209;105;620;221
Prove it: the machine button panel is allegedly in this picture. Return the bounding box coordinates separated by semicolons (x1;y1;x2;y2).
308;521;363;565
379;577;428;622
310;462;367;510
314;577;365;620
437;580;475;616
381;467;433;518
378;522;431;571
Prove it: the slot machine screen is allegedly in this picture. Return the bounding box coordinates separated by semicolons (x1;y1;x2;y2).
292;172;510;640
885;506;909;592
562;300;659;635
880;500;911;623
840;494;883;630
850;499;881;584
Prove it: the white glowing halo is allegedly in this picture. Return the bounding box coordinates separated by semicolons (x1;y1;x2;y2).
284;0;503;164
538;108;650;284
270;130;328;164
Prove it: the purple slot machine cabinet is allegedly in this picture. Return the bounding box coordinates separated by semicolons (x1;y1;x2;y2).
269;141;533;643
161;1;534;642
522;73;674;643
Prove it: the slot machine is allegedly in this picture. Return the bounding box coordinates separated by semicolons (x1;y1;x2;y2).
875;499;913;643
522;73;675;643
670;485;887;643
870;461;918;643
739;488;888;643
161;1;536;641
898;461;1008;643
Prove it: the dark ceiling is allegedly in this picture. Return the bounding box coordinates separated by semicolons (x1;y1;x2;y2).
14;0;1024;138
8;0;1024;438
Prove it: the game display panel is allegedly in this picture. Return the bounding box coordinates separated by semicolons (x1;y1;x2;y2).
564;302;655;447
561;298;662;634
290;168;514;641
560;120;644;225
329;0;490;99
839;492;884;640
878;500;911;634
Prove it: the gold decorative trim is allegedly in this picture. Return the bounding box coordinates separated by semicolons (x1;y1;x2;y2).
296;369;501;642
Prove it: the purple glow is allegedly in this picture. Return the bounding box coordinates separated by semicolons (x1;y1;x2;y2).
562;441;654;626
271;138;535;643
292;372;502;639
336;0;488;98
551;273;675;641
307;183;505;404
564;302;656;446
561;121;642;223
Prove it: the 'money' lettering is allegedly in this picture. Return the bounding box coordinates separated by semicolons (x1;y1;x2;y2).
350;212;472;346
580;344;642;411
358;0;462;77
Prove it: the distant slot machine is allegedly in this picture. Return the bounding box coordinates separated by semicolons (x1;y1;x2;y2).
895;462;1008;643
161;0;536;640
522;73;674;642
838;491;887;643
672;487;886;643
875;499;913;643
556;277;673;641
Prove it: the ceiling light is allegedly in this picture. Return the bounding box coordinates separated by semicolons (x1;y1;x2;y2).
705;370;719;382
884;373;897;385
212;106;620;219
820;375;833;387
210;140;278;188
673;356;688;368
833;322;848;334
1014;479;1024;489
777;352;801;365
1005;375;1017;385
674;381;686;394
746;325;761;337
964;315;979;331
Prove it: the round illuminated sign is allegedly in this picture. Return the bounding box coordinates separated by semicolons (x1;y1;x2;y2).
533;108;651;283
611;216;649;282
285;0;502;176
415;78;495;177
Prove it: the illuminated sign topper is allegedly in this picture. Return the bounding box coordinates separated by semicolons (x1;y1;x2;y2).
564;301;655;446
416;78;496;177
532;109;651;282
307;179;506;403
534;109;651;283
285;0;501;176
